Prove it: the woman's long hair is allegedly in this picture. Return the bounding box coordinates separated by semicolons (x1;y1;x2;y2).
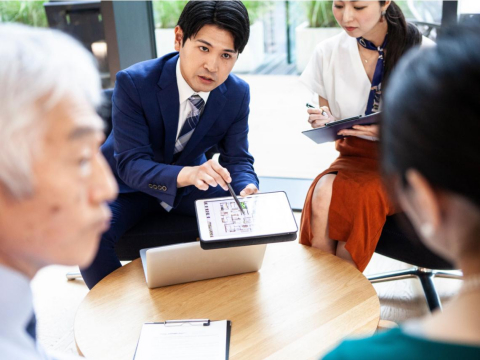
380;1;422;84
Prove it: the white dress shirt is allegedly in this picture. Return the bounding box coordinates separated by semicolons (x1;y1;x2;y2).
0;265;80;360
160;59;211;212
300;31;435;120
175;58;210;140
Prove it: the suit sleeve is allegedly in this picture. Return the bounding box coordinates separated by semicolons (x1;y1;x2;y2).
112;70;183;207
218;84;259;193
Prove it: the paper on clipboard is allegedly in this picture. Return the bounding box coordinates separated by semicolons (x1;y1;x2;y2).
134;320;229;360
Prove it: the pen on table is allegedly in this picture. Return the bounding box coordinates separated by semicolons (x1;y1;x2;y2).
226;182;245;215
306;103;328;117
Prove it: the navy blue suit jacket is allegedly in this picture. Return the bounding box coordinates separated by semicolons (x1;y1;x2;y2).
102;53;259;208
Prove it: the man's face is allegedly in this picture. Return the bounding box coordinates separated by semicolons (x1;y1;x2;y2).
174;24;238;93
0;96;118;276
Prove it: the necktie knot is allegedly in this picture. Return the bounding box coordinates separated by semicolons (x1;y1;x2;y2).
188;94;205;113
173;94;205;157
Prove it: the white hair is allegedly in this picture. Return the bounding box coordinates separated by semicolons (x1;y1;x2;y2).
0;23;102;199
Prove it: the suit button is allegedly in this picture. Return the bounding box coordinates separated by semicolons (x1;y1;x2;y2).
161;186;167;191
148;184;153;188
153;185;158;190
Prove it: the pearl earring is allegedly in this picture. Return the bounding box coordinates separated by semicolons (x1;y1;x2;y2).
420;223;434;238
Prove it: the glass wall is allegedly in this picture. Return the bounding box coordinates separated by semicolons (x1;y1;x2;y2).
0;1;111;88
152;1;276;74
150;0;445;76
396;0;443;40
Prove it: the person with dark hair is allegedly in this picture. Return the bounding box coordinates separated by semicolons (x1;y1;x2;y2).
298;1;432;271
81;0;259;289
322;23;480;359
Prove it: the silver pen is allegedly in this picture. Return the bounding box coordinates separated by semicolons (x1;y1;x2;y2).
226;182;245;215
306;102;328;117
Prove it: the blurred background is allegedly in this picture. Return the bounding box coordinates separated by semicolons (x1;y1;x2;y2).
4;0;479;87
1;0;479;196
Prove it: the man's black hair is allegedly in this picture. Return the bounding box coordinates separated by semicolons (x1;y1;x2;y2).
177;0;250;53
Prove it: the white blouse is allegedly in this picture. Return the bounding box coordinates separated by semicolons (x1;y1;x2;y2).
300;31;434;120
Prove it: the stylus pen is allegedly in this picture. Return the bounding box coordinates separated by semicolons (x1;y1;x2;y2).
226;182;245;215
306;103;328;117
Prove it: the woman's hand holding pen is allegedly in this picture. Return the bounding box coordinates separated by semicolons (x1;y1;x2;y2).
307;106;336;128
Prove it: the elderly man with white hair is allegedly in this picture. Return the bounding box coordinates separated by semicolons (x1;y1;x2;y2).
0;24;117;359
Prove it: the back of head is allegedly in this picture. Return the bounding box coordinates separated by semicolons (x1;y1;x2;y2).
382;23;480;209
0;24;101;199
177;0;250;53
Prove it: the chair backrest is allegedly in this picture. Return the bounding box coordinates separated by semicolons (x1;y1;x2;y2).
376;214;453;270
97;88;113;137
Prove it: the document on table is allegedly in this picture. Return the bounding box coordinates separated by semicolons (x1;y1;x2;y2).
133;320;231;360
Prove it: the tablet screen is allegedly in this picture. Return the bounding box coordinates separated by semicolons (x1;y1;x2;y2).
195;192;298;242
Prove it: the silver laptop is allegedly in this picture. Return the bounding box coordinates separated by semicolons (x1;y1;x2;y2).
140;242;267;289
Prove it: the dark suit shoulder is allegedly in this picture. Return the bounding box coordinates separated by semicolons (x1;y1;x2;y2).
116;52;178;86
224;72;249;94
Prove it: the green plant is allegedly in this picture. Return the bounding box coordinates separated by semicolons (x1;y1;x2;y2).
152;1;273;29
304;1;338;28
0;1;48;27
152;1;188;29
242;1;273;25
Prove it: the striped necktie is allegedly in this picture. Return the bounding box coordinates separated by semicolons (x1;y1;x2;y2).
160;95;205;212
174;94;205;156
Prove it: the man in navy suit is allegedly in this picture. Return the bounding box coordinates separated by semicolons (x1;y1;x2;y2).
81;0;259;288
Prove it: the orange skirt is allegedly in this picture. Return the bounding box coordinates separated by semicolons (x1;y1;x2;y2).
299;137;399;271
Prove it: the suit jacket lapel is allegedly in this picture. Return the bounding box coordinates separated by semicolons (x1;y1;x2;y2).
177;82;227;163
157;55;180;164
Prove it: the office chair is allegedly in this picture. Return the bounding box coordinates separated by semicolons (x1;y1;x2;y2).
67;89;200;280
368;214;463;312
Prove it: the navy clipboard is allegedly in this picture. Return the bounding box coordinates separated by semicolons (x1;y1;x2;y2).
302;112;381;144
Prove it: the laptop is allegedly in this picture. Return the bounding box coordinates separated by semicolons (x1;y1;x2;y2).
140;242;267;289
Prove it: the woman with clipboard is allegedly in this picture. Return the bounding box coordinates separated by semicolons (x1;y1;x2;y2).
324;24;480;360
299;1;433;271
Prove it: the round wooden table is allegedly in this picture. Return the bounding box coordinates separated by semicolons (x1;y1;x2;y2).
74;241;380;359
